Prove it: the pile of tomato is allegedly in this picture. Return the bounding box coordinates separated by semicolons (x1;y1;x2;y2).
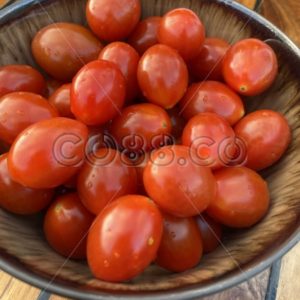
0;0;291;283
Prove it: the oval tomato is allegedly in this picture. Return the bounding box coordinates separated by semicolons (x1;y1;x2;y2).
158;8;205;61
0;64;46;97
156;213;203;272
138;44;188;109
179;81;245;125
0;92;58;144
44;193;94;259
86;0;141;42
128;16;161;55
87;195;163;282
0;153;54;215
32;23;102;81
78;148;138;215
207;167;270;228
71;60;126;126
143;145;216;217
8;117;88;189
98;42;140;103
234;110;291;170
222;38;278;96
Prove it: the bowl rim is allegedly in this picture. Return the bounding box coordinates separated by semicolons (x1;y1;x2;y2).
0;0;300;299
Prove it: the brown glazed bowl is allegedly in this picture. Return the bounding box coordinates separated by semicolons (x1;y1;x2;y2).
0;0;299;299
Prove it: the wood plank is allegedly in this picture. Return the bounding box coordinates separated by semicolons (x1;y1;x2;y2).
276;242;300;300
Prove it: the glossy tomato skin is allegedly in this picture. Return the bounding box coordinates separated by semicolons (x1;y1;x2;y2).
98;42;140;103
0;153;54;215
138;44;188;109
207;167;270;228
156;213;203;272
189;38;230;81
143;145;216;217
158;8;205;61
182;112;236;169
0;65;46;97
78;148;138;215
32;23;102;81
8;117;88;189
87;195;163;282
44;193;94;259
0;92;58;144
109;103;172;152
179;81;245;125
128;16;162;55
71;60;126;126
234;110;291;171
49;83;74;118
196;214;222;253
86;0;141;42
222;38;278;96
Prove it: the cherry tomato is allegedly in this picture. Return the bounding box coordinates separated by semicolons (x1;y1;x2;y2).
0;153;53;215
196;214;222;253
179;81;245;125
156;213;203;272
189;38;230;81
234;110;291;171
222;38;278;96
78;148;137;215
46;78;63;97
44;193;94;259
109;103;172;152
143;145;216;217
182;112;236;169
32;23;102;81
98;42;140;103
86;0;141;42
128;16;162;55
167;107;186;141
0;64;46;97
0;92;58;144
207;167;270;228
71;60;126;126
138;44;188;109
8;117;88;189
87;195;163;282
49;84;74;118
158;8;205;61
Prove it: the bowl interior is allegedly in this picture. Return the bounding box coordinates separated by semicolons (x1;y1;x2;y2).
0;0;300;299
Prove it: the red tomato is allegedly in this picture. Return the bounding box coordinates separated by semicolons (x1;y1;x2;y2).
0;64;46;97
46;78;63;97
158;8;205;61
87;195;163;282
86;0;141;42
143;145;216;217
0;153;54;215
8;117;88;189
71;60;126;126
156;213;203;272
0;92;58;144
207;167;270;228
167;107;186;141
98;42;140;103
32;23;102;81
44;193;94;259
138;44;188;109
182;112;237;169
109;103;172;152
222;38;278;96
189;38;230;81
128;16;162;55
196;214;222;253
78;148;137;215
49;84;74;118
234;110;291;170
179;81;245;125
